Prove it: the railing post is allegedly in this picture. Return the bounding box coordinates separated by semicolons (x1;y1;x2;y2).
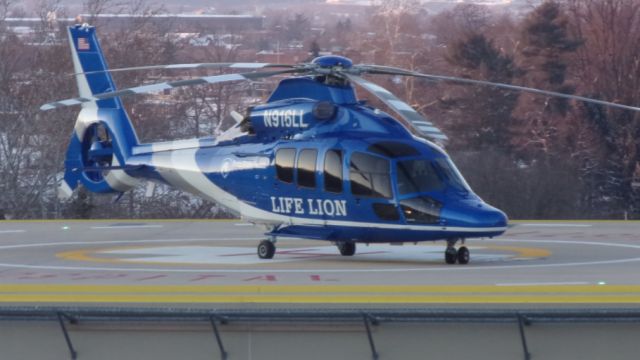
517;313;531;360
210;315;228;360
363;313;379;360
57;312;78;360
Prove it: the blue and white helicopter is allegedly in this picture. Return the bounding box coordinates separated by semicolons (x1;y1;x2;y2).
42;25;640;264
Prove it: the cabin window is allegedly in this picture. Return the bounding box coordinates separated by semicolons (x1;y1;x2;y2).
324;149;343;193
349;152;391;198
297;149;317;188
275;148;296;183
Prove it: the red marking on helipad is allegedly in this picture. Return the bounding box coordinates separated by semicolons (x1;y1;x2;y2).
219;248;390;259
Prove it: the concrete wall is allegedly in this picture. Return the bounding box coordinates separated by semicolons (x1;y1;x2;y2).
1;318;638;359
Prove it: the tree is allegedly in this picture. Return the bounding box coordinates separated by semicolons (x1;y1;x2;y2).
0;0;16;24
285;13;310;41
309;39;321;58
565;0;640;217
511;1;584;162
429;4;492;45
520;1;582;115
442;33;521;151
83;0;120;25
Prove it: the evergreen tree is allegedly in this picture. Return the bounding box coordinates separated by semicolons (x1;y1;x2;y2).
309;39;321;58
520;1;582;115
444;33;521;151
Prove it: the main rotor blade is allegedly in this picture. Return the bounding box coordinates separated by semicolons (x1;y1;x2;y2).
73;62;296;76
358;65;640;113
344;73;448;143
41;68;303;111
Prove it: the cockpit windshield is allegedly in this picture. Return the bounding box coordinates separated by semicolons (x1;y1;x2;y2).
432;158;471;192
397;159;444;194
396;157;470;195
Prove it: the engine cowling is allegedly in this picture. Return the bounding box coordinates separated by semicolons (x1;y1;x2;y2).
248;99;337;140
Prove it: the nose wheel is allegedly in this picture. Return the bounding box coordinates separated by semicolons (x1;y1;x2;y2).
444;239;470;265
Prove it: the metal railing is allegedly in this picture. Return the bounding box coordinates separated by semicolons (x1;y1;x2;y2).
1;307;640;360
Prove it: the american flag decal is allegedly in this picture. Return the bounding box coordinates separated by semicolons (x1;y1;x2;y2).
77;37;90;51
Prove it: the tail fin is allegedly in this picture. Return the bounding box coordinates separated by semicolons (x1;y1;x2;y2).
59;24;139;198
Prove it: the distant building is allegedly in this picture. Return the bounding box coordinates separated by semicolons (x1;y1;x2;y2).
4;13;264;35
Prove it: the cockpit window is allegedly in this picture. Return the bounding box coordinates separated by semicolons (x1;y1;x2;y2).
396;159;444;194
396;157;470;194
432;158;470;192
400;197;442;224
349;152;391;198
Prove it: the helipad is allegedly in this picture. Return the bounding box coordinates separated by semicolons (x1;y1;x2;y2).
0;219;638;306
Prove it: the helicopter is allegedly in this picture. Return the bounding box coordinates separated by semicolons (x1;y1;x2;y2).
42;24;640;264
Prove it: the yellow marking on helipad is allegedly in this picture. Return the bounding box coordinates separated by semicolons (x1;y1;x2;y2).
0;284;639;304
56;244;550;266
57;248;128;264
486;245;551;259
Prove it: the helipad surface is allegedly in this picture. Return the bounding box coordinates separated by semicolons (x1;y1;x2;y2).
0;219;639;306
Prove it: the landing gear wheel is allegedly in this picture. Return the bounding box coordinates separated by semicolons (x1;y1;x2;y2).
457;246;470;265
257;240;276;259
444;248;457;264
337;241;356;256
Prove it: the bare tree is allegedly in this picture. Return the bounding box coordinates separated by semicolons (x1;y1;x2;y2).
83;0;123;25
0;0;16;23
565;0;640;217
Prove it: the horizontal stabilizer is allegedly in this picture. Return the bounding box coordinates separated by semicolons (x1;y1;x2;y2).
267;226;336;240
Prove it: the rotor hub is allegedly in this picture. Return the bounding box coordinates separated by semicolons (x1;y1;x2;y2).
311;55;353;70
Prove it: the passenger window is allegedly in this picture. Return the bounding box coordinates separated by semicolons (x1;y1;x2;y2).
297;149;317;188
275;148;296;183
349;152;391;198
324;149;343;193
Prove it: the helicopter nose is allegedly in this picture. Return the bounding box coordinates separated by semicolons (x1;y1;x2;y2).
441;201;508;229
481;207;508;228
